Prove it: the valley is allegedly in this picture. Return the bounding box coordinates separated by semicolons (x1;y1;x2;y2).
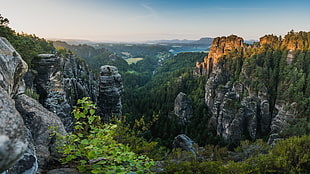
0;14;310;173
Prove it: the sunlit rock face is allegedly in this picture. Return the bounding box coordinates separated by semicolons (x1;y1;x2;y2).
203;35;275;144
97;65;123;122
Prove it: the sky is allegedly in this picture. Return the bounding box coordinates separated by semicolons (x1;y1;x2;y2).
2;0;310;42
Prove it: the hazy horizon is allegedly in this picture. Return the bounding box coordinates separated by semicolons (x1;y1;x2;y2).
2;0;310;42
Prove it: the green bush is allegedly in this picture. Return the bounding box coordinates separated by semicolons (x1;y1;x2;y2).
24;88;40;100
163;135;310;173
271;135;310;173
55;97;154;174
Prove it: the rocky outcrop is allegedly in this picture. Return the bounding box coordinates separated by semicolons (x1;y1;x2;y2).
14;94;67;168
0;87;27;173
174;92;193;125
0;37;28;97
267;102;296;145
173;134;195;154
97;65;123;122
0;38;70;173
46;168;81;174
203;35;276;143
208;35;244;64
194;35;244;77
6;128;37;174
0;37;28;173
28;54;97;131
259;35;281;48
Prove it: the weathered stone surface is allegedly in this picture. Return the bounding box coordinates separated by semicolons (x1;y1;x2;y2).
208;35;244;64
173;134;195;154
46;168;81;174
203;36;275;143
267;102;296;145
6;128;38;174
259;35;281;47
0;37;28;97
0;87;27;173
30;54;97;131
15;94;67;168
174;92;193;125
97;65;123;121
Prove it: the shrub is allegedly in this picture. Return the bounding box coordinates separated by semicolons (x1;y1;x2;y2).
55;97;154;174
24;88;39;100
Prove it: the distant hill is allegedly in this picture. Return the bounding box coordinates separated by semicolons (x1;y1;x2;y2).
147;39;196;44
190;37;213;45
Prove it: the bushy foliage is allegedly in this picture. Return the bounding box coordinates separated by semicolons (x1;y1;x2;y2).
164;135;310;173
54;97;154;174
0;22;54;67
24;88;40;100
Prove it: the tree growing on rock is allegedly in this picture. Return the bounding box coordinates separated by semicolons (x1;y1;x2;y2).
0;14;9;26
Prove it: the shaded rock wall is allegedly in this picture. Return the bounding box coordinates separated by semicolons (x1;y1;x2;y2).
14;94;67;168
202;35;294;144
97;65;123;122
174;92;193;125
0;87;27;173
29;54;98;131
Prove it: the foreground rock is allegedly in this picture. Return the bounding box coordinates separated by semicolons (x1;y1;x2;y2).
0;37;28;97
0;87;27;173
15;94;67;168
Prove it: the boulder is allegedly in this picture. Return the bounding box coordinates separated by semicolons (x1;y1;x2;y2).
46;168;81;174
0;37;28;97
174;92;193;125
14;94;67;168
6;128;37;174
173;134;195;154
0;87;27;173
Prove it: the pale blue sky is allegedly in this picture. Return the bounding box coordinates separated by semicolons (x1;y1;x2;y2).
2;0;310;42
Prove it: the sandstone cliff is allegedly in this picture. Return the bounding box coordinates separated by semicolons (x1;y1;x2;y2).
27;54;98;131
201;35;298;144
97;65;123;122
0;37;124;173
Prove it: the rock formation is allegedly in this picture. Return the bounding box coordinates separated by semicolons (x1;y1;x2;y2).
259;35;281;47
28;54;98;131
173;134;195;154
208;35;244;64
0;87;27;173
97;65;123;122
194;35;244;77
0;37;28;173
0;37;28;97
0;37;125;173
202;35;295;144
174;92;193;125
14;94;67;168
267;102;296;145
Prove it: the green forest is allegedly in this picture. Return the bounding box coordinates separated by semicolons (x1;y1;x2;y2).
1;13;310;173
